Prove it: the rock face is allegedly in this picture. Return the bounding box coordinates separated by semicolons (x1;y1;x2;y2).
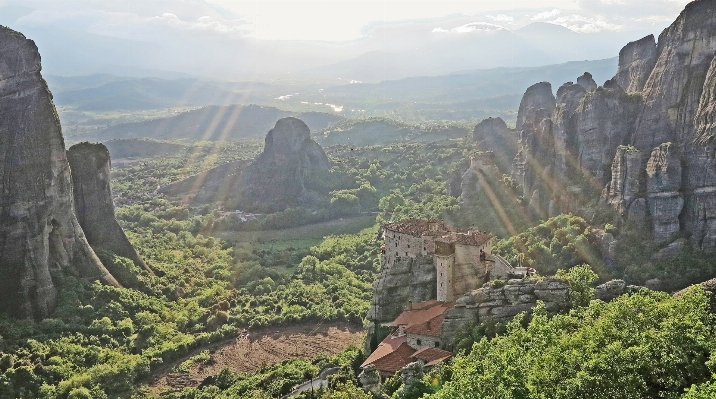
695;55;716;146
516;82;556;131
645;143;683;243
473;116;508;142
239;117;330;212
0;27;119;319
614;35;658;93
366;255;436;323
552;82;586;181
603;146;643;215
510;0;716;253
576;72;597;91
460;153;500;205
573;86;640;185
440;278;569;347
67;143;149;275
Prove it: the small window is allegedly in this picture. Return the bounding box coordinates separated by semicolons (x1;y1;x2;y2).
424;247;426;251
395;242;398;247
407;245;410;248
405;252;408;256
416;339;422;346
434;341;440;347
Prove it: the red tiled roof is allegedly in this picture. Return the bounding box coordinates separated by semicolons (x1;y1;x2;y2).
435;231;491;247
405;314;445;337
361;335;416;376
389;301;452;328
411;347;453;367
384;219;454;236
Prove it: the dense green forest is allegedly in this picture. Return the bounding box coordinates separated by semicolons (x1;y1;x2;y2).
2;135;716;398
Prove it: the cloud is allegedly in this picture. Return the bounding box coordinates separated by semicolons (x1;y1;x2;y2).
549;14;622;33
487;14;513;22
432;22;505;34
532;9;562;20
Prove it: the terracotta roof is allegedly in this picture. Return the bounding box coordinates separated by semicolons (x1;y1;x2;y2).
411;347;453;367
361;335;416;376
384;219;453;236
389;301;452;328
435;231;491;247
404;314;445;337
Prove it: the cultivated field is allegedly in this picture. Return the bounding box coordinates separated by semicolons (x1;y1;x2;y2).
149;322;365;391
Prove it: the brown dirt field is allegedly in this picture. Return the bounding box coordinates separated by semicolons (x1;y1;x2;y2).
148;322;365;393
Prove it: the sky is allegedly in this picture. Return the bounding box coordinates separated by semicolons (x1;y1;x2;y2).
0;0;695;79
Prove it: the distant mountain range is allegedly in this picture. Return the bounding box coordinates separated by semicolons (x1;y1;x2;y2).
76;105;344;142
47;75;273;112
301;23;624;82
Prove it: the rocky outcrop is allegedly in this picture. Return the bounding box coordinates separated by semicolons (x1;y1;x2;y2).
0;27;119;319
367;255;436;323
67;143;150;276
472;117;518;172
646;143;683;243
473;116;509;142
239;117;330;212
441;278;569;347
573;86;640;185
551;82;586;181
614;35;657;93
516;82;556;131
576;72;597;91
603;146;643;215
507;0;716;253
594;279;644;301
358;365;381;396
460;153;500;205
695;55;716;146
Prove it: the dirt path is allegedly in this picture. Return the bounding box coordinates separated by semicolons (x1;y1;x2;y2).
149;322;365;393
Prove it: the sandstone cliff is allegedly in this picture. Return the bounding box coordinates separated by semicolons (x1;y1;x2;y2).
68;143;150;277
366;255;436;323
695;55;716;146
614;35;657;93
509;0;716;254
0;27;119;319
441;278;570;347
239;117;330;212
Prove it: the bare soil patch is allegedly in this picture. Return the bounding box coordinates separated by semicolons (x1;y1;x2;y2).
149;322;365;392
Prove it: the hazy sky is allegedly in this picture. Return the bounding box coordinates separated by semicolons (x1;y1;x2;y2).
0;0;695;78
1;0;692;42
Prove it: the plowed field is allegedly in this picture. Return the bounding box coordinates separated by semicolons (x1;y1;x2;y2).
149;322;365;392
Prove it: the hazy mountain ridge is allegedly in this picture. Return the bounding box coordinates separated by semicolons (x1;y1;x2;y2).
78;104;344;142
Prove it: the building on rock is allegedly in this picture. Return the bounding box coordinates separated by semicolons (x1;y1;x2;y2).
369;219;520;324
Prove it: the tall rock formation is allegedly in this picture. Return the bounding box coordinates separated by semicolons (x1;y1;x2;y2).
68;143;150;277
0;27;119;319
472;116;519;172
576;72;597;91
512;82;557;209
645;143;684;243
573;85;640;185
551;82;586;182
508;0;716;254
695;54;716;146
239;117;330;212
614;35;658;93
